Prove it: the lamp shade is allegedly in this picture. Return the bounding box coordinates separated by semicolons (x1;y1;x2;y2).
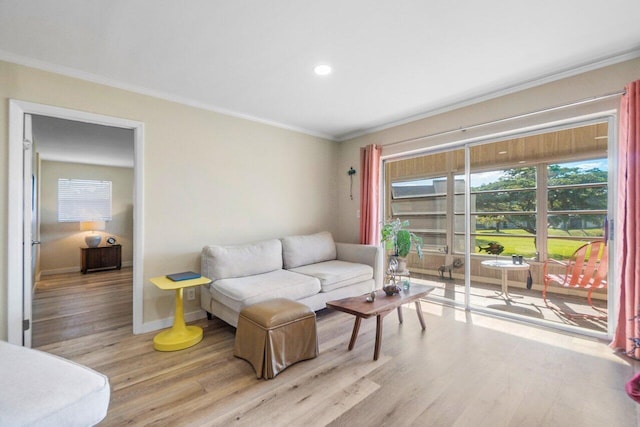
80;220;106;231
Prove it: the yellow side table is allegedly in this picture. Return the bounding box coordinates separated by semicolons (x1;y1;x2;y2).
150;275;212;351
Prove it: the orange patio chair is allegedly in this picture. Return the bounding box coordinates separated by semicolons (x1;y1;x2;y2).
542;240;608;319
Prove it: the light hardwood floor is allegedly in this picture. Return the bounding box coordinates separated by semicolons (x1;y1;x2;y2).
33;270;640;426
33;269;133;347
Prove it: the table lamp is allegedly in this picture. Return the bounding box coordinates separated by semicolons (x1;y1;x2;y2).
80;220;106;247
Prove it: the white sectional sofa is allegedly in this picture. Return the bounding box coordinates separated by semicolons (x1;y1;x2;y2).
201;231;383;327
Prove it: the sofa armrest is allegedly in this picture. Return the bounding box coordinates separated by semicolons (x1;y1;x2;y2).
335;242;384;290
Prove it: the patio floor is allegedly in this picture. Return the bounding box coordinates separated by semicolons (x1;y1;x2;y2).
411;273;608;334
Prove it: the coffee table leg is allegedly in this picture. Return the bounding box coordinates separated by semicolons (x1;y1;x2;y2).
348;316;362;351
374;314;383;361
415;301;426;330
397;306;403;324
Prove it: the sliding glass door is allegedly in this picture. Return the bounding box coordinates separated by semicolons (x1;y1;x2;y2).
383;119;612;336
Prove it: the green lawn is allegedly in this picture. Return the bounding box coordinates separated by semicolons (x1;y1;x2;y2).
474;229;603;260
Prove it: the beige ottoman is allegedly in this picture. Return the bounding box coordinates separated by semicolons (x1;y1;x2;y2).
234;298;318;379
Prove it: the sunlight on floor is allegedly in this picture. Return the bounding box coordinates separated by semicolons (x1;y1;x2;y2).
410;274;608;335
413;294;625;363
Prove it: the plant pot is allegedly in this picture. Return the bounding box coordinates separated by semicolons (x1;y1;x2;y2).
388;255;409;272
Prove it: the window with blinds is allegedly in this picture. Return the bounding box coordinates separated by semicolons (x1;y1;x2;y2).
58;178;112;222
389;176;449;253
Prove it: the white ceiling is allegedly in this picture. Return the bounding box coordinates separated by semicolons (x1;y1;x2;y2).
2;1;640;141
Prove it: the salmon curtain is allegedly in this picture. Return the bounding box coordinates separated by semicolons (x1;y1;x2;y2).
359;144;382;245
611;80;640;359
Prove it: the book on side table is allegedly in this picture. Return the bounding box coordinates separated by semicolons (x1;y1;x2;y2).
166;271;201;281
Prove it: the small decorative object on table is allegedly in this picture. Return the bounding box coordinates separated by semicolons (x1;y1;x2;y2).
383;282;402;296
366;291;376;303
478;241;504;261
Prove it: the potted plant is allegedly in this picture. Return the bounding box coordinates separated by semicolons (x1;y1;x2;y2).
381;218;423;272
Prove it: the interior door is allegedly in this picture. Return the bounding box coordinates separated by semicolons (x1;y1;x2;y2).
22;113;35;347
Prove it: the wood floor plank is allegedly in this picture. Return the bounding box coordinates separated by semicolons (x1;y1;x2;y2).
33;269;133;347
31;270;640;426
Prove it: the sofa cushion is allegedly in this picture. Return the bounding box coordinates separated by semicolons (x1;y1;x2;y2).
281;231;337;269
202;239;283;280
206;269;321;313
289;260;373;293
0;341;110;427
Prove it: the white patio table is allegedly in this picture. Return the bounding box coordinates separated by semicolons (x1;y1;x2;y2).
481;259;530;301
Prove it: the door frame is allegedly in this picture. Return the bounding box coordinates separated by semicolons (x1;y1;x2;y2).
7;99;145;345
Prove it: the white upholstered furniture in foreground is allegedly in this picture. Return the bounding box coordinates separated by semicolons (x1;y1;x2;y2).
0;341;110;427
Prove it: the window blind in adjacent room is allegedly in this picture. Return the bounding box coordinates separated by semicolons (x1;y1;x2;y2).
58;178;112;222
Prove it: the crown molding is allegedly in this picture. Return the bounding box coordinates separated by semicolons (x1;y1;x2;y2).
0;50;336;141
3;46;639;144
336;47;640;142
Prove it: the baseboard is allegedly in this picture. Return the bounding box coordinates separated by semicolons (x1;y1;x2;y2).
40;266;80;276
137;309;208;334
39;260;133;277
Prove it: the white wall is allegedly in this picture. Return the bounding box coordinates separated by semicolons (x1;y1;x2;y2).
0;60;339;338
39;160;134;275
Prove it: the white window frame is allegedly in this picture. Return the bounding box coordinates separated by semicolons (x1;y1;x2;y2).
452;158;607;261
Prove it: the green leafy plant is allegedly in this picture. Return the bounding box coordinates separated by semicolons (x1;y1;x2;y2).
381;218;423;258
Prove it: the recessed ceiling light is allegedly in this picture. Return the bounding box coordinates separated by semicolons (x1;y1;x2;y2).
314;64;332;76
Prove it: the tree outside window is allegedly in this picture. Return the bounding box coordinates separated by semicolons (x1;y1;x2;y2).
463;160;607;260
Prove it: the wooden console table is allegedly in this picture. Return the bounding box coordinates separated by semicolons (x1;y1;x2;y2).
81;245;122;273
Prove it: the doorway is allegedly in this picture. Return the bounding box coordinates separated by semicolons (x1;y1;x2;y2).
31;115;135;346
7;100;145;347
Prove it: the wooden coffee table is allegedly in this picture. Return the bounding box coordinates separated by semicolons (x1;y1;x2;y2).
326;284;434;361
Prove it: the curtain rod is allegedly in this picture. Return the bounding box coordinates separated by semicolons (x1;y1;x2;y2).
385;89;626;148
